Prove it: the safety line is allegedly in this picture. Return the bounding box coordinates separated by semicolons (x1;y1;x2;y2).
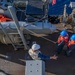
25;28;56;44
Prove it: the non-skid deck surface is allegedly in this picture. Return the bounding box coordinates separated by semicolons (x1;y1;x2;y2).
0;23;75;75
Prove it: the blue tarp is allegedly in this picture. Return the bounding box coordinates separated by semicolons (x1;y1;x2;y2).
26;5;44;15
48;0;75;16
26;0;75;16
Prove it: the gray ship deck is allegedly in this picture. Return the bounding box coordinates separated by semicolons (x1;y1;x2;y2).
0;23;75;75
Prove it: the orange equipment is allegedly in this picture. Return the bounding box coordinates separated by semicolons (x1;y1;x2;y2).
0;15;12;22
68;40;75;47
57;35;69;44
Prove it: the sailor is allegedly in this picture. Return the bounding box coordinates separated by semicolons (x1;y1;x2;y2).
28;44;57;60
56;30;69;54
66;34;75;56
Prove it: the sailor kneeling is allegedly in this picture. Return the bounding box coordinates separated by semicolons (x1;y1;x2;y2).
66;34;75;56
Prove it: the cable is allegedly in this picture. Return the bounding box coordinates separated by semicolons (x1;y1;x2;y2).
16;6;46;23
12;1;57;44
25;28;56;44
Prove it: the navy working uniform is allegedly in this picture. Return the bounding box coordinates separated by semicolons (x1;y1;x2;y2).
28;44;57;60
66;34;75;56
56;30;69;54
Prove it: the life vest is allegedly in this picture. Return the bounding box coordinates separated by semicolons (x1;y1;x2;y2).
28;49;41;60
68;40;75;47
57;35;69;44
0;15;12;22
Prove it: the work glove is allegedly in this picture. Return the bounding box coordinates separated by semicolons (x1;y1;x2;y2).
50;55;58;60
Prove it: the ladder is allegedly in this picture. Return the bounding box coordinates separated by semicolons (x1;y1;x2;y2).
8;6;28;50
0;23;28;50
0;23;17;50
8;32;25;49
0;6;28;50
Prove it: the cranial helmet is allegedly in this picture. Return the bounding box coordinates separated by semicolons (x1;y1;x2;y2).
60;30;67;36
31;44;40;50
70;34;75;40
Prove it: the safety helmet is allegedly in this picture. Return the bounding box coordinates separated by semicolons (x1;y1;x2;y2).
70;34;75;40
60;30;67;36
31;44;40;50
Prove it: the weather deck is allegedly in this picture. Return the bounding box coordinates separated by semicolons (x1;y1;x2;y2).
0;23;75;75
